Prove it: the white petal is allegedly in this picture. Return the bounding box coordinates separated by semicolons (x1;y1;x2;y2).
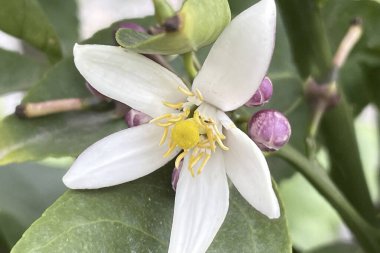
74;44;187;118
224;127;280;219
169;150;229;253
63;123;178;189
192;0;276;111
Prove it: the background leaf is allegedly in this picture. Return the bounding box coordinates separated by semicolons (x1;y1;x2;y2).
37;0;79;56
0;0;62;62
0;161;67;250
12;166;291;253
0;49;46;95
0;58;125;165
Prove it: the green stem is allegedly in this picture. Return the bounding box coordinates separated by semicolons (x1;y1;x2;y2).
183;52;198;81
322;95;378;224
277;145;380;253
278;0;377;224
152;0;175;24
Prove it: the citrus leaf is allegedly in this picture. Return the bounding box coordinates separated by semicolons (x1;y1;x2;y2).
37;0;79;56
0;0;62;62
12;167;291;253
0;162;67;249
0;48;46;95
0;58;125;165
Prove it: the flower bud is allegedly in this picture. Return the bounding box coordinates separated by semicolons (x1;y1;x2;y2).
245;76;273;107
85;82;111;101
172;161;183;191
125;109;152;127
118;22;146;33
248;109;291;151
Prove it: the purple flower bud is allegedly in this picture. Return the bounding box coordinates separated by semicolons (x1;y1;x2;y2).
245;76;273;107
125;109;152;127
172;161;183;191
118;22;146;33
248;109;291;151
85;82;111;101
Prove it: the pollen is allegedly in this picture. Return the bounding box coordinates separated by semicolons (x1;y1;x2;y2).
150;86;230;176
172;119;200;150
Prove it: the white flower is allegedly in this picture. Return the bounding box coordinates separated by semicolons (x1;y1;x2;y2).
63;0;279;252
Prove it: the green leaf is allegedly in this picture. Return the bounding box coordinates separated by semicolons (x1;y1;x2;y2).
279;173;343;250
0;48;46;95
276;0;332;81
0;58;125;165
116;0;231;55
306;242;363;253
83;17;155;46
0;162;67;249
0;0;62;62
37;0;79;56
12;167;291;252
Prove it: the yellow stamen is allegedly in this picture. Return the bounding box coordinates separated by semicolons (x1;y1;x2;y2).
163;101;184;109
168;115;184;123
157;122;174;127
197;154;211;174
195;89;204;101
212;124;226;140
178;86;194;96
150;113;172;123
175;150;188;169
215;136;229;151
164;142;177;157
206;129;216;151
189;152;203;168
159;127;169;146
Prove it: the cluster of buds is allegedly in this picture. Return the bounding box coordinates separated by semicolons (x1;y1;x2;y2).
172;77;291;191
245;77;291;152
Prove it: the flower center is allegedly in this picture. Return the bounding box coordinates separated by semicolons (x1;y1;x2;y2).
150;86;229;176
172;119;200;150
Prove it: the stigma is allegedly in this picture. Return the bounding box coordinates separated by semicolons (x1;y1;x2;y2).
150;86;229;176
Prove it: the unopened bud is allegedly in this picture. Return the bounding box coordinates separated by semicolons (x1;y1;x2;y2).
245;77;273;107
85;82;111;101
248;109;291;151
172;161;183;191
125;109;152;127
118;22;146;33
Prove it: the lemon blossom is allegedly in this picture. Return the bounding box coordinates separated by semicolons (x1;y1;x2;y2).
63;0;279;252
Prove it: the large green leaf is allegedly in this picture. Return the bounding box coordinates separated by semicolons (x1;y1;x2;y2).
0;49;46;95
0;0;62;62
0;162;67;249
37;0;79;56
0;58;125;165
12;167;291;252
116;0;231;55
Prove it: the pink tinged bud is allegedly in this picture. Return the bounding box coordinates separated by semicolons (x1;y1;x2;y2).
125;109;152;127
248;109;291;152
85;82;111;101
245;76;273;107
118;22;147;33
172;161;183;191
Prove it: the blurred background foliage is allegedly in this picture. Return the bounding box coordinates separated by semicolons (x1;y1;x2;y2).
0;0;379;252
